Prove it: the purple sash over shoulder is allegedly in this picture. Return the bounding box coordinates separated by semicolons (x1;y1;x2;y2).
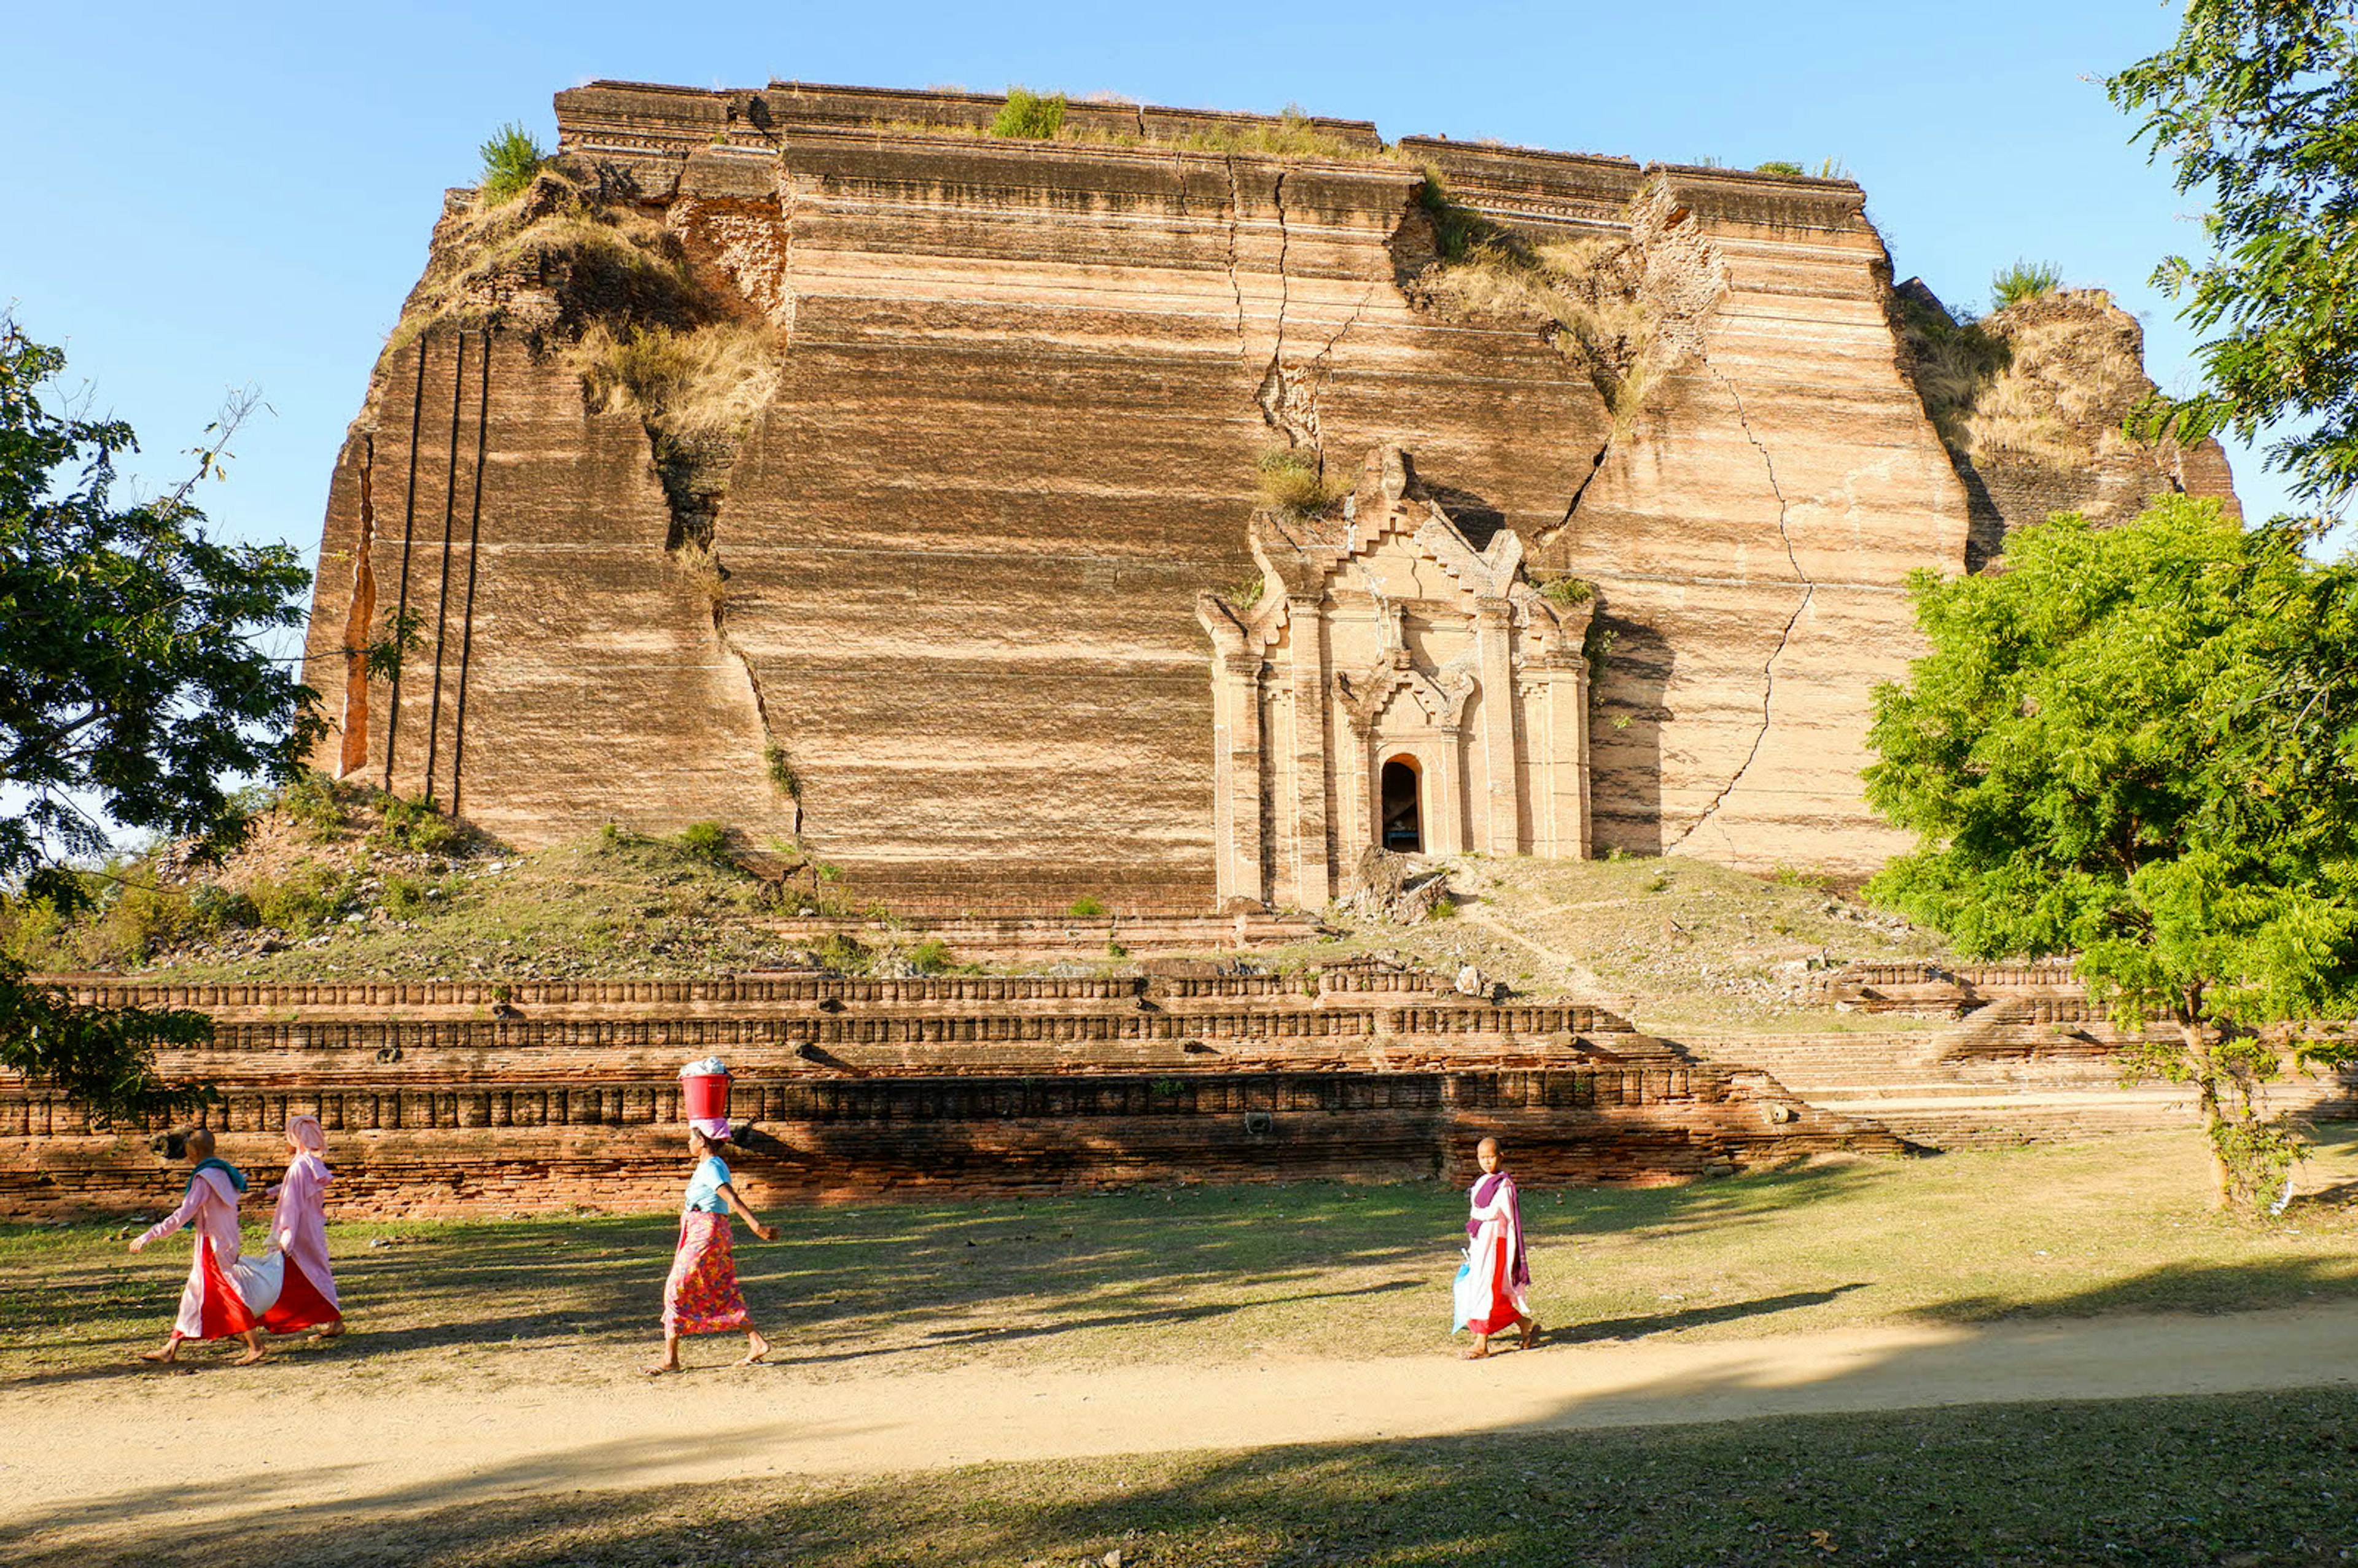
1468;1171;1531;1288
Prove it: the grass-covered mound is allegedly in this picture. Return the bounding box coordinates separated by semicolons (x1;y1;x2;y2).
0;775;1952;1019
0;775;827;982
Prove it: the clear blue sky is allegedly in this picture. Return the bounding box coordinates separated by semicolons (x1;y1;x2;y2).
0;0;2298;575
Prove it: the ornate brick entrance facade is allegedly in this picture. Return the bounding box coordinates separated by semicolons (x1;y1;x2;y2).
1197;448;1595;909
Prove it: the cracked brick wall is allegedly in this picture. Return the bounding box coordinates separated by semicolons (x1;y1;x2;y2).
301;82;2235;899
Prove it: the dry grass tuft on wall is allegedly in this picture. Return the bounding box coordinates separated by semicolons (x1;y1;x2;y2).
566;321;783;446
386;162;700;357
1414;178;1726;429
1255;446;1350;516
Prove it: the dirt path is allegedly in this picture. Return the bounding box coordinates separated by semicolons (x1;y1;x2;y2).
7;1303;2356;1551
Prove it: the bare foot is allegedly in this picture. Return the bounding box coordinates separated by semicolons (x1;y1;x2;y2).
1519;1321;1541;1351
644;1359;681;1376
313;1323;345;1341
137;1346;178;1364
737;1332;771;1365
232;1346;267;1367
1461;1341;1492;1360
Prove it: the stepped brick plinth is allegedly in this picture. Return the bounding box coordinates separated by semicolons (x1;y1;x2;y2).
2;966;1897;1216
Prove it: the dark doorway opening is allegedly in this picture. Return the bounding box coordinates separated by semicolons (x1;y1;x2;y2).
1380;757;1423;853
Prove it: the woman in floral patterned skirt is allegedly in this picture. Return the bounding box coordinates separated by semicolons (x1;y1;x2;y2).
646;1122;776;1373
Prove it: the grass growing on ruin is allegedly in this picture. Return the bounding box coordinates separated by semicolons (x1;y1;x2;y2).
6;1128;2353;1390
1249;853;1956;1036
0;780;823;982
2;779;1963;1020
566;320;783;446
385;161;701;357
26;1387;2354;1568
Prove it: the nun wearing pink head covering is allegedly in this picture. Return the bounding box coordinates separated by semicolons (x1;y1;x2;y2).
261;1114;343;1337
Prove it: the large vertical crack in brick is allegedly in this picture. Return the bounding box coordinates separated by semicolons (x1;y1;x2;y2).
1218;156;1253;365
1670;355;1815;850
335;436;378;778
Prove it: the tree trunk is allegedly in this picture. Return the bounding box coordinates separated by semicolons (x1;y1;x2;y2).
2178;1014;2233;1209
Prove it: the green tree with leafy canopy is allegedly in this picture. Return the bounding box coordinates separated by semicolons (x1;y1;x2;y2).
2109;1;2358;519
1864;498;2358;1208
0;311;322;1122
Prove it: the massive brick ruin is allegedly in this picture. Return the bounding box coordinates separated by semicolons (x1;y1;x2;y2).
300;81;2240;909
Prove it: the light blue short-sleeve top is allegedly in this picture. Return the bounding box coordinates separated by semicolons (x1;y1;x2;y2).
683;1154;731;1214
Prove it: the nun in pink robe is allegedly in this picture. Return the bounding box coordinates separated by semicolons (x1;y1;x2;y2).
262;1114;343;1335
131;1129;279;1364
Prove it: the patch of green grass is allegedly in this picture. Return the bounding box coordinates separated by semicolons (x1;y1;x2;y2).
673;821;734;869
1754;158;1806;176
1067;895;1108;920
372;794;462;856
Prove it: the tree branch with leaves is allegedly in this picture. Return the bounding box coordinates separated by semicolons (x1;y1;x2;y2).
0;311;322;1122
1864;499;2358;1208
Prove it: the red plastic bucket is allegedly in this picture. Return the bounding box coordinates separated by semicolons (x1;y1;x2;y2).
681;1073;731;1122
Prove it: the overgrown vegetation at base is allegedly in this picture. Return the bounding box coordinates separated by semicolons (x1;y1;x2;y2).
476;122;548;203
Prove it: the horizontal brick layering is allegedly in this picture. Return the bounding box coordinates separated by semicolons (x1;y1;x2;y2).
4;969;1898;1216
298;81;2239;909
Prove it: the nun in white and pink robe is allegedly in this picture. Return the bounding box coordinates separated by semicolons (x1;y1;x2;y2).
132;1141;282;1363
261;1114;342;1335
1452;1136;1538;1357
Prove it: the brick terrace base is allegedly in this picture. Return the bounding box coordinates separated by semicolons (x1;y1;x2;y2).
4;967;1902;1216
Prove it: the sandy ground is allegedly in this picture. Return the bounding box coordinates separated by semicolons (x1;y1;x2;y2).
5;1301;2355;1552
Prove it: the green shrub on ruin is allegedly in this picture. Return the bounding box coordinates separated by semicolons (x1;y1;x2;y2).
1754;160;1807;177
187;882;258;933
905;937;954;974
253;863;357;937
809;933;871;974
991;87;1067;139
1991;258;2063;308
478;122;548;203
1067;895;1107;919
375;794;462;856
281;769;353;838
675;821;733;868
1255;446;1348;517
1539;576;1595;607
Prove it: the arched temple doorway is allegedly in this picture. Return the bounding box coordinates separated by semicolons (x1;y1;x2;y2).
1380;756;1423;853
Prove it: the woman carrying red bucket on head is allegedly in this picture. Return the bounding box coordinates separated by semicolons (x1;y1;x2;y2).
647;1058;778;1374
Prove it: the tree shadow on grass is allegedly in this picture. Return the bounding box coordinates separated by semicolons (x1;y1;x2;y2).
12;1382;2358;1568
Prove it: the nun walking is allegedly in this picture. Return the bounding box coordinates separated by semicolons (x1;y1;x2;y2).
261;1114;343;1338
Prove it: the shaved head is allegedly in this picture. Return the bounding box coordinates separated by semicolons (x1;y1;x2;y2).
185;1127;215;1159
